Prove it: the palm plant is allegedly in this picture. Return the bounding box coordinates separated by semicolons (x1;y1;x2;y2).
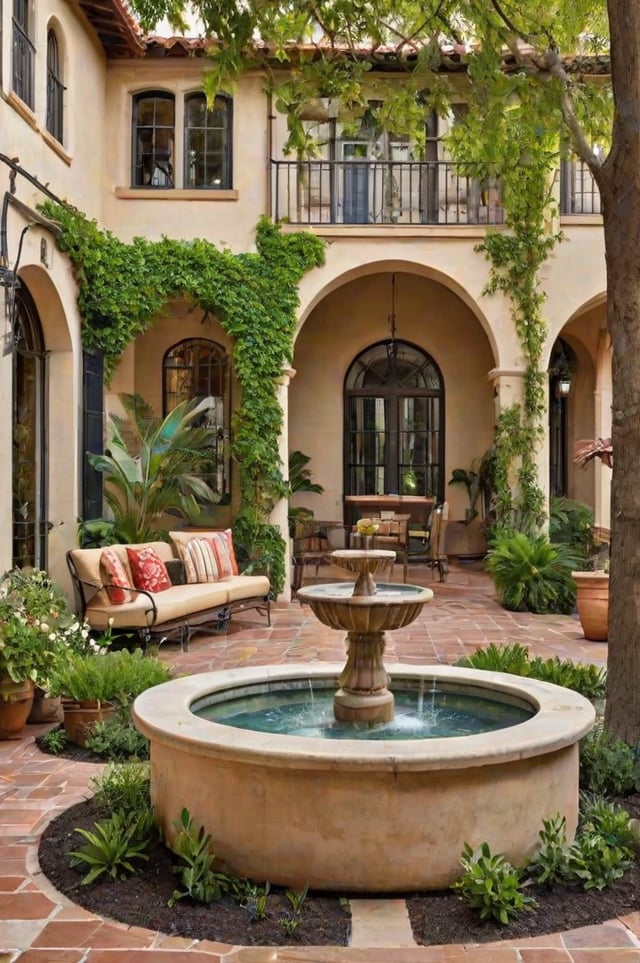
86;394;220;543
288;450;324;536
485;530;584;615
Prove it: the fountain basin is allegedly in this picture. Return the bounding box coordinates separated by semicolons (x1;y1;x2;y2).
133;663;595;892
296;581;434;632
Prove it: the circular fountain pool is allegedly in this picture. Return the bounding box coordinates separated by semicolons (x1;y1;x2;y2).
195;677;535;739
133;663;595;892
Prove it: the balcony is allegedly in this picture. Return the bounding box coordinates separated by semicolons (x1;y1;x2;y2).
270;159;504;226
271;158;603;226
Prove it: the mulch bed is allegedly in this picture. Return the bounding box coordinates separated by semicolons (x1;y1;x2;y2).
38;796;640;947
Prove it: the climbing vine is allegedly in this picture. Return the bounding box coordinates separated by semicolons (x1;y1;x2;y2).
448;64;564;530
40;203;325;594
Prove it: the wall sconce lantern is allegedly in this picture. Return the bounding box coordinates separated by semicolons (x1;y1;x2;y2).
550;338;574;399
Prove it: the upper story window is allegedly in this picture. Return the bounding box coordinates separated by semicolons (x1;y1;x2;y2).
12;0;35;109
132;92;175;188
46;29;64;143
184;93;233;189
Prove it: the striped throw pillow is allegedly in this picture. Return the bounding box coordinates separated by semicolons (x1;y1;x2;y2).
182;538;222;584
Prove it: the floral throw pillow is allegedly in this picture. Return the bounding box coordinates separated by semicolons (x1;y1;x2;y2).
100;548;132;605
126;546;171;593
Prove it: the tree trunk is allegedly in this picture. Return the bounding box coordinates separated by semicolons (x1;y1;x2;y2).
601;0;640;742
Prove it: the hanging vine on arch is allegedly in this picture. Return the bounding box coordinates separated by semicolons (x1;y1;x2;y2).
40;203;325;595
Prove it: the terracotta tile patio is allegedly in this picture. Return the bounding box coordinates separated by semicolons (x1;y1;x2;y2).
1;559;633;962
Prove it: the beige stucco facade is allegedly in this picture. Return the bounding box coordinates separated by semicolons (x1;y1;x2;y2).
0;2;609;599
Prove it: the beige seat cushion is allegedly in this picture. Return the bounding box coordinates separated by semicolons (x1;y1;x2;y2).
86;583;230;631
220;574;270;603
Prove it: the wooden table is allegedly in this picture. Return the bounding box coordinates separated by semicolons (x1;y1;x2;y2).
344;495;434;528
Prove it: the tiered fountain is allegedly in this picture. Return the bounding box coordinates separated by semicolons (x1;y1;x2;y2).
134;548;595;892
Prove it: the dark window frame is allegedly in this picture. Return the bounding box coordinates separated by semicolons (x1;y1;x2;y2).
46;29;65;143
12;0;35;108
132;90;176;188
184;92;233;190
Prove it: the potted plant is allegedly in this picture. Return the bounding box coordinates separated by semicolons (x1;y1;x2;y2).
48;648;172;747
572;438;613;641
0;604;59;738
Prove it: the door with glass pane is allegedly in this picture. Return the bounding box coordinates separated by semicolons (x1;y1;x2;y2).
344;341;444;512
12;288;47;569
342;142;370;223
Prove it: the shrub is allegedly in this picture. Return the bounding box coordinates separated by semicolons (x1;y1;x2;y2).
49;648;172;705
69;811;152;885
85;716;149;761
485;531;583;614
169;808;231;906
566;832;632;890
525;814;570;887
451;842;537;924
91;762;151;817
579;723;639;796
549;497;595;559
579;794;640;853
457;644;607;701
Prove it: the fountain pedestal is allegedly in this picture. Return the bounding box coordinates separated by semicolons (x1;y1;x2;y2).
298;549;432;724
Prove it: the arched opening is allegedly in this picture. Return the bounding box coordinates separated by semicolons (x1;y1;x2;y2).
549;336;577;498
344;339;444;502
12;285;47;568
163;337;231;500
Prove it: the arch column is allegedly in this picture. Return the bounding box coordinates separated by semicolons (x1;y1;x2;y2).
487;366;549;515
271;364;296;601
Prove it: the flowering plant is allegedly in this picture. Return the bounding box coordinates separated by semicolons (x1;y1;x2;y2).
356;518;380;537
0;568;106;689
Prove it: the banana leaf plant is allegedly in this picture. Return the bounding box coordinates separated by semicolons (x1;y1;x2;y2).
85;393;221;544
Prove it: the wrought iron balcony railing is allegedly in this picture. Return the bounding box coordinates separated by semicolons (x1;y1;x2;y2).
270;159;504;226
271;158;603;225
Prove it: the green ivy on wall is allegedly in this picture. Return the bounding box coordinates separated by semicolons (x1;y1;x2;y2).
41;203;325;594
448;71;563;530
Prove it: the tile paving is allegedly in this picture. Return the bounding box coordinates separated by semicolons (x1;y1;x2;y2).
0;559;634;961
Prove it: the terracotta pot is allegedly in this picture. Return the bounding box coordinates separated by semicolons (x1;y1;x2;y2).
28;687;63;724
63;700;117;747
0;677;35;739
573;570;609;642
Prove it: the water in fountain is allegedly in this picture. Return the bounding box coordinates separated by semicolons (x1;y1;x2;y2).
194;679;534;740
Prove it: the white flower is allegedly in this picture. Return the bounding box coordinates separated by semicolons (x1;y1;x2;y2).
39;622;50;634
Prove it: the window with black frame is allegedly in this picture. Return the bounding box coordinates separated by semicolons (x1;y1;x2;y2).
344;340;444;502
184;92;233;189
12;0;35;108
163;338;231;500
132;92;175;188
46;29;64;143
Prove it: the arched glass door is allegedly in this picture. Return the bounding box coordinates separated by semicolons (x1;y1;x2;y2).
12;286;47;569
344;339;444;500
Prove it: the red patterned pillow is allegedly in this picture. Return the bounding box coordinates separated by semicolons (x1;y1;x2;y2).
100;548;132;605
205;530;238;578
126;546;171;593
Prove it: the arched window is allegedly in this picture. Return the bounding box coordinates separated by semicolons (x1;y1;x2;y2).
132;92;175;188
344;340;444;500
13;285;48;569
12;0;35;108
46;29;64;142
184;93;233;189
163;338;231;498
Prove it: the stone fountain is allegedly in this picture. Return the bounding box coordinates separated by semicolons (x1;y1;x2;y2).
133;547;595;892
296;548;433;723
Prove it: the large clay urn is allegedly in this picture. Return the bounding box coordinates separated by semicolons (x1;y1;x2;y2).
572;570;609;642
